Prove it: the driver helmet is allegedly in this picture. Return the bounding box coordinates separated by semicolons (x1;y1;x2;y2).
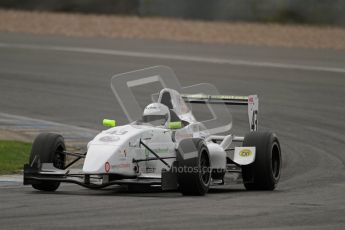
142;103;170;126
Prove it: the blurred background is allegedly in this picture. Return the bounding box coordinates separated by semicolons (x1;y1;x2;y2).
0;0;344;25
0;2;345;229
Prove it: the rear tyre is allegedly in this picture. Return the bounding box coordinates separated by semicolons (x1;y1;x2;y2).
176;139;211;196
242;131;281;190
29;133;66;191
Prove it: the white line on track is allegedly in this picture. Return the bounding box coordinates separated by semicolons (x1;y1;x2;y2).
0;112;96;133
0;42;345;73
0;112;98;144
0;174;22;185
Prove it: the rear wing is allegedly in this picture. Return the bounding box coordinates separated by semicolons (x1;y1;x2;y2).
181;94;258;131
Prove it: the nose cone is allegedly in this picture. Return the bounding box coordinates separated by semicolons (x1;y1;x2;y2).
82;125;146;175
82;144;119;174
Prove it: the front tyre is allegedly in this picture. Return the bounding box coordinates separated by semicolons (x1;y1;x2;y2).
242;132;282;190
29;133;66;191
176;139;211;196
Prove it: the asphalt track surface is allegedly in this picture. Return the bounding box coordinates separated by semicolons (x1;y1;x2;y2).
0;32;345;229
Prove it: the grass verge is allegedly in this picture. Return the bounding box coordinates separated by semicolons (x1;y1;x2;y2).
0;140;31;174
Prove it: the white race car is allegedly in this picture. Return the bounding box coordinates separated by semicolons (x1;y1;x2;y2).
24;66;282;195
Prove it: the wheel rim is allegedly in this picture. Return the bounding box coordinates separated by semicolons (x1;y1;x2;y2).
200;151;210;185
271;143;281;180
54;145;65;169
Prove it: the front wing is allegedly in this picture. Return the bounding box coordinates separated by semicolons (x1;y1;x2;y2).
23;163;178;190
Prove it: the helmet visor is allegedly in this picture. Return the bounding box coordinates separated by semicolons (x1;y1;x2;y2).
141;115;167;126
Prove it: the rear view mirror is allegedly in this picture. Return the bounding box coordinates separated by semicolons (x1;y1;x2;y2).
103;119;116;127
168;121;182;129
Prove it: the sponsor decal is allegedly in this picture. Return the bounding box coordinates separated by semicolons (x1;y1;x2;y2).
146;167;156;173
117;149;128;160
107;130;128;135
146;105;158;110
155;148;169;154
239;149;252;157
174;132;193;140
144;148;169;156
215;95;248;100
128;141;139;147
112;163;130;169
99;135;120;142
105;162;111;173
248;97;254;104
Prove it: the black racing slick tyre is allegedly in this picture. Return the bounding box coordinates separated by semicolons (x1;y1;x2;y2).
176;138;211;196
242;132;282;190
29;133;66;191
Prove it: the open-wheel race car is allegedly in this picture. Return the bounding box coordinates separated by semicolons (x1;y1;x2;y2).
24;66;282;195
